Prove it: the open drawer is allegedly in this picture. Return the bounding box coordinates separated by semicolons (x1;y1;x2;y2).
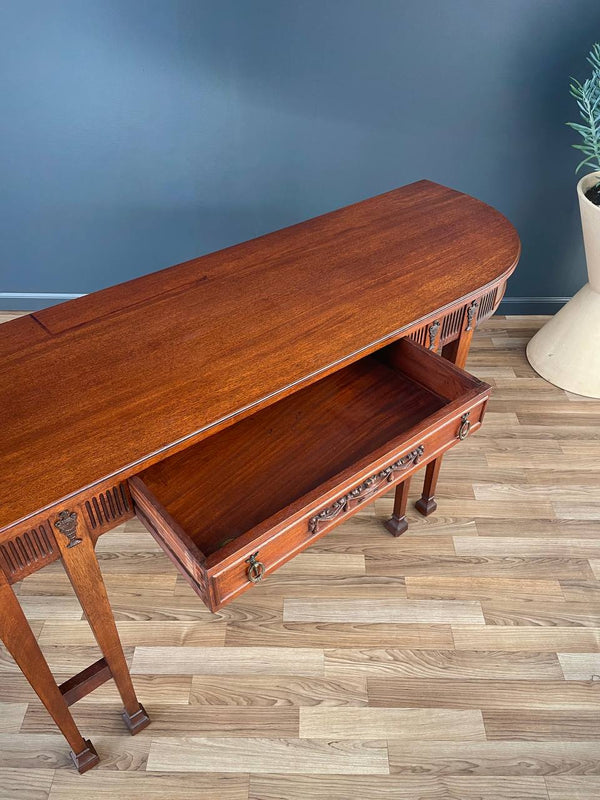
129;339;490;611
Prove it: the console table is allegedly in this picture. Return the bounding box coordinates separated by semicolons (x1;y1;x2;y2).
0;180;520;771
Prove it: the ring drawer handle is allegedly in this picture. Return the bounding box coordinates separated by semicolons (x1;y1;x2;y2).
245;552;266;583
457;412;471;441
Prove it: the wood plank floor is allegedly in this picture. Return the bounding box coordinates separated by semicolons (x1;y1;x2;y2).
1;313;599;800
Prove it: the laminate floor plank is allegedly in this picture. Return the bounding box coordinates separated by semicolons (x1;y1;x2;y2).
561;441;600;455
110;596;277;621
298;707;485;740
232;575;408;599
189;675;368;706
367;555;593;579
257;552;366;575
455;538;600;558
0;769;54;800
483;710;600;740
405;577;564;601
486;452;599;470
367;678;600;710
22;703;299;737
545;776;600;799
520;409;600;426
25;645;133;674
324;649;563;679
2;314;599;798
525;469;600;485
94;551;181;575
0;675;43;703
225;621;454;649
388;740;600;776
147;737;390;774
97;599;213;622
553;502;600;521
2;675;192;706
13;597;83;621
371;514;478;537
558;652;600;680
249;774;549;799
283;599;485;624
131;646;324;676
421;464;528;485
95;525;164;552
470;438;563;454
307;532;458;553
559;579;600;602
432;499;557;518
451;626;600;652
0;733;150;771
73;675;193;704
0;702;27;733
481;601;600;627
37;621;228;648
473;483;597;502
48;772;249;800
20;572;178;598
475;519;600;538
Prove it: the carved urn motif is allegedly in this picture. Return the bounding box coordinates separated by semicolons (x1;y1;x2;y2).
54;510;83;548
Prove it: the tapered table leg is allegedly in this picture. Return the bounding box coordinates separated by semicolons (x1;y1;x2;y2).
442;324;474;370
414;312;476;518
55;515;150;736
415;458;442;516
384;477;411;536
0;571;99;773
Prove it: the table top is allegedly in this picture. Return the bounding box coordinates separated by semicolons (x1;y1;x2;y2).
0;180;519;531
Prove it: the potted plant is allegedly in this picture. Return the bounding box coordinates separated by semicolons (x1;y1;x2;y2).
527;43;600;398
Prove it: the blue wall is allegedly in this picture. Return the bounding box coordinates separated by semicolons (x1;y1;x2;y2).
2;0;600;312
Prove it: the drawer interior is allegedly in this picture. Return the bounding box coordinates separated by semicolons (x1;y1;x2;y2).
136;339;482;559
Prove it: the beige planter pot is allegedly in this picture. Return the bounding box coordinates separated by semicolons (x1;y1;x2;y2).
526;171;600;398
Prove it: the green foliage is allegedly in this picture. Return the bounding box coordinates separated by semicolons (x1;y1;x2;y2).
567;43;600;173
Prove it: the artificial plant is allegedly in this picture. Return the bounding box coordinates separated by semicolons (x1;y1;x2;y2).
567;42;600;203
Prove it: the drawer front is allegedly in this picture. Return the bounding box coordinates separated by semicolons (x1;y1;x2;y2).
208;394;487;609
209;515;315;608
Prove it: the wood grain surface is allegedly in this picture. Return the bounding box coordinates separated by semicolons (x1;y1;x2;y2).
0;314;598;800
0;181;519;533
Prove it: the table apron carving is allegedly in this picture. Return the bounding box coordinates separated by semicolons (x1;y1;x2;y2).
308;445;425;535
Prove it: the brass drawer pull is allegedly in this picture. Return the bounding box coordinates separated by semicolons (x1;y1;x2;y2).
245;552;265;583
457;412;471;440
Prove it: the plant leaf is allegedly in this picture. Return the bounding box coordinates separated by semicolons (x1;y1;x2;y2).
568;43;600;173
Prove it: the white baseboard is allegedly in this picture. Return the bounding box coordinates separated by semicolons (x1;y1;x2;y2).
499;296;570;304
497;296;569;315
0;292;85;300
0;292;85;311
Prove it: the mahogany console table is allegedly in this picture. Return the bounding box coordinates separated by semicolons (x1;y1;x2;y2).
0;180;519;771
